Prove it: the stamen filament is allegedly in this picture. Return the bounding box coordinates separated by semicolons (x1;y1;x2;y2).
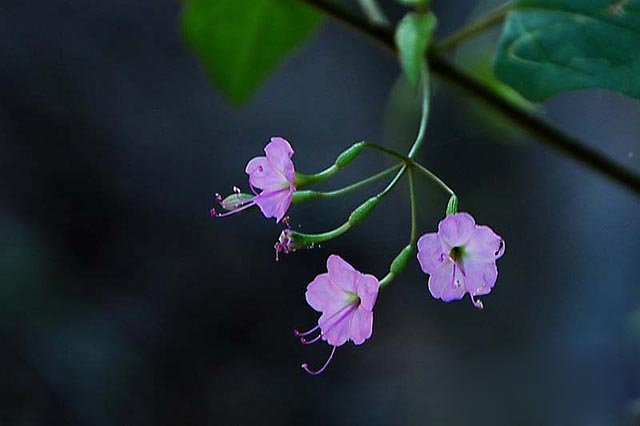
301;345;337;375
210;200;256;217
294;324;320;337
300;333;322;345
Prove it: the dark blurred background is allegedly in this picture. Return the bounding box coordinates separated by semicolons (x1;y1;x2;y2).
1;1;639;425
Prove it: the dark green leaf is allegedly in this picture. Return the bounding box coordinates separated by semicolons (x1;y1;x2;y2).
181;0;321;105
495;0;640;101
396;0;429;8
395;12;437;86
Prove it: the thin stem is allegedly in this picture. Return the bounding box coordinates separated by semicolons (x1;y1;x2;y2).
435;3;510;52
408;63;430;159
413;162;455;196
293;221;352;246
408;168;418;245
378;168;419;289
296;165;339;187
324;164;402;198
299;0;640;194
355;0;389;26
376;163;406;198
292;164;402;202
362;142;408;161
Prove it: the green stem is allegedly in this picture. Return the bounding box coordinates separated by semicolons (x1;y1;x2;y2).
412;162;455;196
362;142;408;161
292;164;402;203
299;0;640;194
408;63;430;159
379;168;419;289
408;168;418;245
377;164;407;198
355;0;389;26
435;3;510;52
296;164;339;187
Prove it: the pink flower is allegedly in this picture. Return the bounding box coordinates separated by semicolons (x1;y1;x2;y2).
295;255;379;375
210;137;296;222
417;213;505;309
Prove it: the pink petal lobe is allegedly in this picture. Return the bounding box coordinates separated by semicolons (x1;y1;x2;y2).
350;308;373;345
327;255;359;292
246;158;288;191
305;273;350;314
253;188;292;222
265;137;296;184
462;258;498;297
319;308;353;347
465;225;504;261
438;212;476;248
428;261;465;302
355;274;379;311
417;233;443;274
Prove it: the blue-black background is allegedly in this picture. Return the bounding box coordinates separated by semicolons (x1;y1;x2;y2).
1;1;639;425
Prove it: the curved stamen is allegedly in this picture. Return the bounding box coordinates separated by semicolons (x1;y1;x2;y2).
470;293;484;309
294;324;320;338
294;303;354;340
249;182;260;196
451;262;459;288
210;200;256;218
300;333;322;345
301;345;337;376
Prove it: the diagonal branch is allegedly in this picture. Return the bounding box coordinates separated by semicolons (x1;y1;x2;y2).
300;0;640;194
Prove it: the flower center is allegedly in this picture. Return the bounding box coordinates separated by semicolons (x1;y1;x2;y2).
449;246;466;262
346;291;360;305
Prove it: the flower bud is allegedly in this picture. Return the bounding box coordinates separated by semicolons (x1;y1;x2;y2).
335;142;365;168
220;193;255;211
348;197;380;226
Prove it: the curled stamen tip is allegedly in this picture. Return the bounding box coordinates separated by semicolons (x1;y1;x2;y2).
301;363;322;376
232;186;241;194
209;208;217;217
293;329;302;337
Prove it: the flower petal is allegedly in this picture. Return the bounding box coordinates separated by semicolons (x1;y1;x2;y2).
350;307;373;345
355;273;379;311
428;261;466;302
265;137;296;185
253;188;292;222
305;273;350;314
465;225;504;261
327;255;359;292
417;233;444;274
438;212;476;248
462;258;498;297
246;157;289;191
319;307;354;347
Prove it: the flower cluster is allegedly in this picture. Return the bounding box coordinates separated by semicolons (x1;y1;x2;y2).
212;137;505;375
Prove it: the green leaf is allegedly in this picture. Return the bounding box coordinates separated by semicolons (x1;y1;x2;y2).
396;0;429;8
395;12;437;86
495;0;640;101
181;0;321;105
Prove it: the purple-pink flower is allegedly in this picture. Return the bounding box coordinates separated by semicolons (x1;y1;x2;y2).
295;255;379;375
210;137;296;222
417;212;505;309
